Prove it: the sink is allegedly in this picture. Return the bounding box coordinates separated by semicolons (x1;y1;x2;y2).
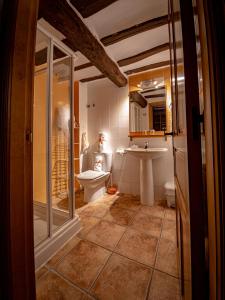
125;147;168;206
125;147;168;160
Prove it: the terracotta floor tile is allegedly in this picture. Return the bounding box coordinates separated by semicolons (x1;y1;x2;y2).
98;194;118;206
36;271;90;300
77;216;100;239
85;220;126;250
91;254;152;300
56;240;111;290
148;270;180;300
78;203;109;218
35;266;48;281
155;238;178;277
139;205;165;218
112;195;141;211
164;207;176;221
115;228;158;267
47;236;80;268
130;212;162;238
161;219;177;242
103;206;136;226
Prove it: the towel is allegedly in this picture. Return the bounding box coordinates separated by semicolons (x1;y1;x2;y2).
81;132;89;154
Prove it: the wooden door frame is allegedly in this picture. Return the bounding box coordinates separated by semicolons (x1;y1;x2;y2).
0;0;39;299
199;1;225;299
0;1;224;300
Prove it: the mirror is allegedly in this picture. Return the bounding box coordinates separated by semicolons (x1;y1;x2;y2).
129;68;172;137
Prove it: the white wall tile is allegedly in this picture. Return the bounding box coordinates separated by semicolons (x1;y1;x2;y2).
79;79;174;200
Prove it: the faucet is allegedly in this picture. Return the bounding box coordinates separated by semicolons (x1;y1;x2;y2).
144;141;149;149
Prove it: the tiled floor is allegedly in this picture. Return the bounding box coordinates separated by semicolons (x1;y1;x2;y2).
36;193;181;300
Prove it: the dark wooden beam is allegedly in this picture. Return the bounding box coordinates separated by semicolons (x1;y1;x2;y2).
117;43;169;67
145;93;166;99
75;62;93;71
70;0;118;18
141;86;165;94
75;43;169;71
38;0;127;87
80;74;106;82
80;60;170;82
130;91;147;108
101;15;168;46
99;11;196;47
125;60;170;75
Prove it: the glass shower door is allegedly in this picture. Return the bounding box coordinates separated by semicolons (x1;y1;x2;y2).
33;29;50;246
33;28;74;248
51;45;73;231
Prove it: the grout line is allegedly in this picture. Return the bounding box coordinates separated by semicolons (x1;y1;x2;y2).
88;251;114;294
49;268;96;299
88;225;128;294
46;236;82;269
35;266;49;281
153;267;179;279
145;206;165;300
37;195;178;299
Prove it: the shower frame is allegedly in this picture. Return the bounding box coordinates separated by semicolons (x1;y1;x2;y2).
34;24;80;268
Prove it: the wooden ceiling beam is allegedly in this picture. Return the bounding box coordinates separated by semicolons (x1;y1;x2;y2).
38;0;127;87
145;93;166;99
101;15;168;46
75;43;169;71
117;43;169;67
80;60;170;82
141;86;165;94
80;74;106;83
70;0;118;18
75;62;93;71
124;60;170;75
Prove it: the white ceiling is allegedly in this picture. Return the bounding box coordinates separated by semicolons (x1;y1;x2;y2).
86;0;168;39
38;0;169;83
106;25;169;61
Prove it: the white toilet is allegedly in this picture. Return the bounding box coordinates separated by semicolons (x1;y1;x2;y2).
76;152;112;203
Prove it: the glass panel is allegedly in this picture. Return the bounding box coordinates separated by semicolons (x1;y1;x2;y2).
33;29;50;246
51;45;72;230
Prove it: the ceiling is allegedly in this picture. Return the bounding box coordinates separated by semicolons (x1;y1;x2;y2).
38;0;170;85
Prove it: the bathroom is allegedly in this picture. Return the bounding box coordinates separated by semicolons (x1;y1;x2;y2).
2;0;222;298
34;0;179;299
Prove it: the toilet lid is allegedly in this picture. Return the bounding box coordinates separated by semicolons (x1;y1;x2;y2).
77;170;106;180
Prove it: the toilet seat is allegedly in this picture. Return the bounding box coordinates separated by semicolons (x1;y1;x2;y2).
77;170;106;180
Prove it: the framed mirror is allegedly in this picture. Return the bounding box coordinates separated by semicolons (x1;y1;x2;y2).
128;67;172;137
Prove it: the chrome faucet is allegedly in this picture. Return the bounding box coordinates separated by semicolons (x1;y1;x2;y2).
144;141;149;149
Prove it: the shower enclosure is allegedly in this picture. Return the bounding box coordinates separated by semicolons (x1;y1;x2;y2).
33;25;80;268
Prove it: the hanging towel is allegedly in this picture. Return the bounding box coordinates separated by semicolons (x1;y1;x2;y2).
81;132;89;154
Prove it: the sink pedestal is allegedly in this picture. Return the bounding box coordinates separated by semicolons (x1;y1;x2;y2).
140;159;154;206
125;147;168;207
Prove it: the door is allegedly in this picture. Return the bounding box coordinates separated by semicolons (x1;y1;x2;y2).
168;0;207;298
33;26;75;254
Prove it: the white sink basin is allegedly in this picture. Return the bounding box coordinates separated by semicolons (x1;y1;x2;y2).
125;147;168;206
125;147;168;160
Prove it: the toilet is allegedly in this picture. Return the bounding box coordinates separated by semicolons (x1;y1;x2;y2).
76;152;112;203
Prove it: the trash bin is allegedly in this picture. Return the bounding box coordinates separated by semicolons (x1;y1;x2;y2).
164;181;175;208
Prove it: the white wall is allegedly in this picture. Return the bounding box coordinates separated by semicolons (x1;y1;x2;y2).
84;79;174;201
